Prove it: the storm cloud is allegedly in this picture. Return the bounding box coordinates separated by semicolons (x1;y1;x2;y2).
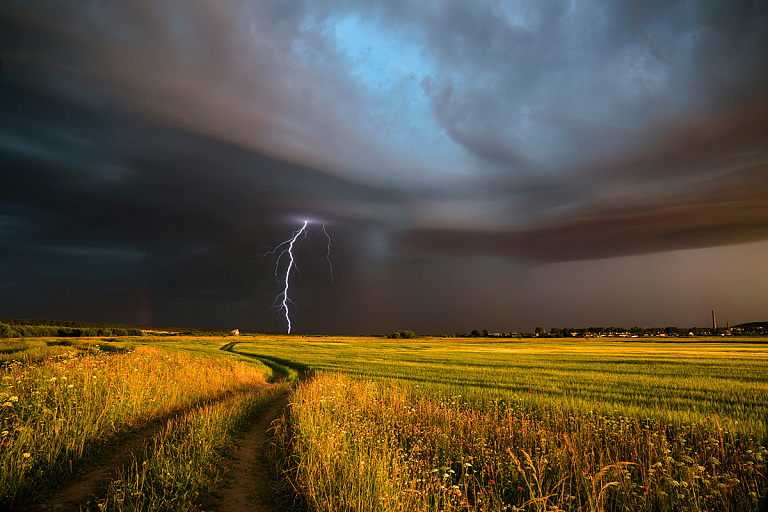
1;0;767;333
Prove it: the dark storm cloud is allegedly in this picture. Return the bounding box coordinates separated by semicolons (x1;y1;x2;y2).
415;0;768;172
1;0;768;332
0;67;403;329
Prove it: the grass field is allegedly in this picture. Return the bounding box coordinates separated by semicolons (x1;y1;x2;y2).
227;336;768;438
232;335;768;511
1;335;766;511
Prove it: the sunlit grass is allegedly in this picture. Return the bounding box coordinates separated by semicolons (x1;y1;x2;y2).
0;345;269;507
279;373;767;511
99;382;290;511
228;335;768;511
231;336;768;439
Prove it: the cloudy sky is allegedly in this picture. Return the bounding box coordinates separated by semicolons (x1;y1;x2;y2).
2;0;767;334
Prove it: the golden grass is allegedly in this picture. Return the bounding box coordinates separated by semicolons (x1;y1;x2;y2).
0;345;268;506
279;373;767;511
99;382;290;511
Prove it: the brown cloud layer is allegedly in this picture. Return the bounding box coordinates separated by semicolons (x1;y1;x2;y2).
398;172;768;262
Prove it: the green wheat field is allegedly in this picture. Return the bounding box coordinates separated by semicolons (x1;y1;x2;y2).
1;335;767;511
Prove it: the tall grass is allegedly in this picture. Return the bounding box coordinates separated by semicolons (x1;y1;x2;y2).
279;373;767;511
0;346;268;506
99;382;290;511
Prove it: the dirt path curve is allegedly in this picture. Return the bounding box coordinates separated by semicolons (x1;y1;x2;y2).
215;394;290;512
24;382;272;512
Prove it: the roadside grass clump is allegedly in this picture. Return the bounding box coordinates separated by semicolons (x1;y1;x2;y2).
279;373;767;512
0;346;269;507
99;381;291;511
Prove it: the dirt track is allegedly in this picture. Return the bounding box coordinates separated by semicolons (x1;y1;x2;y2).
216;395;289;512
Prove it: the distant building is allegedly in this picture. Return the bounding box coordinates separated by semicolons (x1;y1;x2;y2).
230;329;240;336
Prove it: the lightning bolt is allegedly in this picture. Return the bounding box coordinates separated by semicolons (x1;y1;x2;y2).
322;224;336;290
279;220;308;333
264;219;336;334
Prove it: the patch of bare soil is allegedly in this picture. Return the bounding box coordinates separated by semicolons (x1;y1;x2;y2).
215;395;290;512
19;382;272;512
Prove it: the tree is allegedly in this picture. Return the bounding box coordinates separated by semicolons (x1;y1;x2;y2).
387;330;417;339
535;327;545;336
471;329;481;337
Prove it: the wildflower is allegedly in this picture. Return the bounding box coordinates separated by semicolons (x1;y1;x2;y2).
23;452;31;458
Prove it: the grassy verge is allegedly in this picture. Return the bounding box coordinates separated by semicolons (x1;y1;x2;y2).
0;346;269;507
278;373;767;512
99;382;290;511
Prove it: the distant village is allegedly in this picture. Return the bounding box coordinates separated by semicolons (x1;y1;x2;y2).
452;321;767;339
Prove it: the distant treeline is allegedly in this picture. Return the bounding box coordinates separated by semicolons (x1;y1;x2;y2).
0;322;144;338
0;318;247;339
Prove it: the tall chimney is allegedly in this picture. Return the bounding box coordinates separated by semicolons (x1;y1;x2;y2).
712;310;717;331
